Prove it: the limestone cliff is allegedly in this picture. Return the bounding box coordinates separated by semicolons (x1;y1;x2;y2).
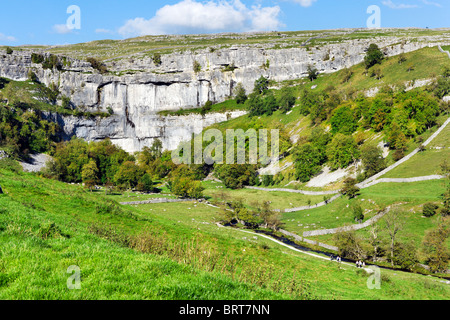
1;32;448;152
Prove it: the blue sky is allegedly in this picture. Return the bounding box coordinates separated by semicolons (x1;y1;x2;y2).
0;0;448;46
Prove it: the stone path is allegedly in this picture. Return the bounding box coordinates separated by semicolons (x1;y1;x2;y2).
356;117;450;189
120;198;193;205
438;45;450;59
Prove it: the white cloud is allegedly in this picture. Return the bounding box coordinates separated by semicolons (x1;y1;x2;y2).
95;28;115;34
52;24;74;34
382;0;419;9
118;0;284;37
0;33;16;42
290;0;317;7
421;0;442;7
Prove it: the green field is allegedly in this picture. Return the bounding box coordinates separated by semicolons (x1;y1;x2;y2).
1;166;449;299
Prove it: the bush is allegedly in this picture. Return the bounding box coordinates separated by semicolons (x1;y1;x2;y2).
152;53;162;66
31;53;44;64
364;44;384;69
42;55;62;71
234;83;247;104
87;57;108;74
307;64;319;81
27;70;39;83
6;47;13;55
422;203;439;217
253;76;269;95
193;60;201;73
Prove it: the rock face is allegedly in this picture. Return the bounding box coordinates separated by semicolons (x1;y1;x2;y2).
1;33;449;152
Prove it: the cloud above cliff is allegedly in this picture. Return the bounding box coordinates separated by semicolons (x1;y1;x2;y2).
290;0;317;7
0;32;16;42
118;0;284;36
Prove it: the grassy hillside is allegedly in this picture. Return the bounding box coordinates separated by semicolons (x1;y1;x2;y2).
1;164;449;299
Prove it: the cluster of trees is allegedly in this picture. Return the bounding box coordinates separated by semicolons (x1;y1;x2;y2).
245;76;296;117
293;72;444;183
43;138;207;198
220;199;282;231
335;209;450;273
0;103;61;158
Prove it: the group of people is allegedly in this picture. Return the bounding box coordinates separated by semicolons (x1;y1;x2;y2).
356;260;366;268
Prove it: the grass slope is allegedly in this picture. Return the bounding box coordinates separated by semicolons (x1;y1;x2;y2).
1;167;449;299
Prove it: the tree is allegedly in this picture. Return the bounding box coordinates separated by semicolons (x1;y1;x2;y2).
422;203;439;217
6;47;13;55
278;87;296;113
114;161;142;189
383;209;406;267
360;143;386;178
170;175;204;199
81;160;98;191
234;83;247;104
422;219;450;273
341;178;360;199
294;143;324;183
327;134;360;170
352;203;364;222
136;173;153;192
330;105;358;134
307;64;319;81
392;241;418;271
398;53;407;65
255;201;282;231
333;229;366;260
253;76;269;95
364;44;384;69
215;164;257;189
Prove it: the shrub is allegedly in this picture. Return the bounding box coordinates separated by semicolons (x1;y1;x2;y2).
422;203;439;217
253;76;269;95
87;57;108;74
27;70;39;83
5;47;13;55
31;53;44;64
152;53;162;66
193;60;201;73
42;55;62;70
307;64;319;81
364;44;384;69
234;83;247;104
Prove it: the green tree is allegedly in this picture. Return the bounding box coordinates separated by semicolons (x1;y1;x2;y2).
81;160;99;191
307;64;319;81
294;143;324;183
422;219;450;273
341;178;360;199
215;164;257;189
170;175;204;199
330;105;358;134
253;76;269;95
136;173;153;192
234;83;247;104
360;143;386;178
278;87;296;113
364;44;384;69
114;161;142;189
327;134;360;170
352;203;364;222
